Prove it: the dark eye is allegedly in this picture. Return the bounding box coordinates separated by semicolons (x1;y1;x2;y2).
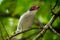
29;6;39;11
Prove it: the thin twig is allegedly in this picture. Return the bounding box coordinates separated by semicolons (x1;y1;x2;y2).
33;27;47;40
51;0;58;10
20;30;41;40
6;28;42;40
49;25;60;36
50;0;58;15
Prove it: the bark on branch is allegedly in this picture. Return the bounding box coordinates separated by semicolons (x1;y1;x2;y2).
6;28;42;40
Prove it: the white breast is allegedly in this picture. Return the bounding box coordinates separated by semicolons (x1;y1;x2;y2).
16;10;37;33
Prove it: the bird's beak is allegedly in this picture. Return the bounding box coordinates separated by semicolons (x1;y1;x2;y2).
37;6;40;9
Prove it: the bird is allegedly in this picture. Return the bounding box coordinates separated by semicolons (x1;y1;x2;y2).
15;6;39;39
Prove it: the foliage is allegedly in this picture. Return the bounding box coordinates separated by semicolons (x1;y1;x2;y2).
0;0;60;40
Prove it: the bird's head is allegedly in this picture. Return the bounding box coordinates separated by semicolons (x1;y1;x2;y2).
29;6;39;11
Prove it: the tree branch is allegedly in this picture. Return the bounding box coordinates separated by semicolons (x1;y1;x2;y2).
33;6;60;39
6;28;42;40
33;15;57;40
49;25;60;36
51;0;58;10
20;30;41;40
50;0;58;15
0;12;20;19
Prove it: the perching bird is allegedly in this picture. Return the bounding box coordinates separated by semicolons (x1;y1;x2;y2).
15;6;39;33
15;6;39;39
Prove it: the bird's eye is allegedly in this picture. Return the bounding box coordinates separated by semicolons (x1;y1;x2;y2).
30;6;39;11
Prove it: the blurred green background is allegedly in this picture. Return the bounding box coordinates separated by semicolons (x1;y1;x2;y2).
0;0;60;40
